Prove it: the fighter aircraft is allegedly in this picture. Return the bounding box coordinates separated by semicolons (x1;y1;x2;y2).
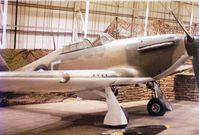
0;8;198;126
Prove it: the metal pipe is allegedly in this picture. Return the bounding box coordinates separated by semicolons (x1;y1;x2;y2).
190;2;194;26
0;0;2;47
13;0;18;49
144;0;150;36
84;0;89;39
72;6;75;43
79;11;85;30
2;0;8;49
0;0;3;18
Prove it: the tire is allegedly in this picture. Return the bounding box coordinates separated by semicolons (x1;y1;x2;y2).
34;64;48;71
147;98;166;116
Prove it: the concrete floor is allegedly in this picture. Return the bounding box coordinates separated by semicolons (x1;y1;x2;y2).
0;99;199;135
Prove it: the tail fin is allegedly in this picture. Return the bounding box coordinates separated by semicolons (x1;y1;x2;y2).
0;55;9;71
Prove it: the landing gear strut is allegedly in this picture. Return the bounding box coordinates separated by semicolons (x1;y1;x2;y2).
111;86;118;96
104;87;128;126
0;97;8;107
146;81;172;116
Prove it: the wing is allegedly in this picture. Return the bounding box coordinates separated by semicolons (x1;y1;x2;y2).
0;70;153;92
172;65;192;74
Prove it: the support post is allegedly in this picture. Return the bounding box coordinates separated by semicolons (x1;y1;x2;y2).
79;11;85;31
72;2;80;43
190;2;194;26
144;0;149;37
84;0;89;39
0;0;2;15
14;0;18;49
0;0;2;21
2;0;8;49
131;1;136;37
0;0;2;47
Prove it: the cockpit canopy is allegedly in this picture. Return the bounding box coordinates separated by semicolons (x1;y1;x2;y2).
62;39;92;54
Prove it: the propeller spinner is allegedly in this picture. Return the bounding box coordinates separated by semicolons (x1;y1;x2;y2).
168;7;199;88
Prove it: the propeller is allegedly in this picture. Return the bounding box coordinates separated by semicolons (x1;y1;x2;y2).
168;7;199;88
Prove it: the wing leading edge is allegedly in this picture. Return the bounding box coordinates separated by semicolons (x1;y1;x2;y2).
0;70;153;92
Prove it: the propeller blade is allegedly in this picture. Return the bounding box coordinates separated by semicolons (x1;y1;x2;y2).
192;55;199;88
167;6;199;88
167;7;193;41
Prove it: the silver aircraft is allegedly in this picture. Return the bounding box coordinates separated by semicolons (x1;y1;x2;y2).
0;9;199;126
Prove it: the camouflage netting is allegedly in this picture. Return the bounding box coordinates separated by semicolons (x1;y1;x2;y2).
92;17;199;46
149;19;199;35
0;49;53;71
92;17;132;46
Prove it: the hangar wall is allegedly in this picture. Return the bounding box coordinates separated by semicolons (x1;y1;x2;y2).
1;1;199;49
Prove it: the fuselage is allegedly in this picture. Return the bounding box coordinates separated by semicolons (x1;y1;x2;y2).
19;34;189;79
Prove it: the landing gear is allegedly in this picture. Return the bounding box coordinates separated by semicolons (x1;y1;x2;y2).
111;86;118;96
146;81;172;116
34;64;48;71
0;97;8;107
104;87;128;126
121;107;129;122
147;98;166;116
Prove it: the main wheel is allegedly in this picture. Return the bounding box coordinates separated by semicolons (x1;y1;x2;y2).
34;64;48;71
147;98;166;116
